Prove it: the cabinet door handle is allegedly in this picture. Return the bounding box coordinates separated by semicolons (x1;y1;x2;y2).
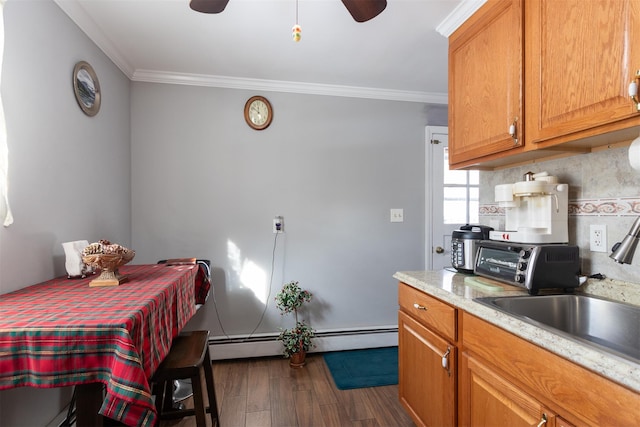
441;347;451;370
509;117;519;145
441;347;451;376
413;303;427;311
630;70;640;111
536;413;548;427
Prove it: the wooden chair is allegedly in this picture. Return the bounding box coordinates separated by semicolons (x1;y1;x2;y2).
152;330;219;427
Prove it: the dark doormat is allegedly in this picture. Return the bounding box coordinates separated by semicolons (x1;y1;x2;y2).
323;346;398;390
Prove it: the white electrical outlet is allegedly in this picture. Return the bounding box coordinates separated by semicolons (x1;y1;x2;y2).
590;224;607;252
390;209;404;223
273;216;284;233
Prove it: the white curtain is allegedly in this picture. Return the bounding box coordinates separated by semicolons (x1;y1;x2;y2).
0;0;12;227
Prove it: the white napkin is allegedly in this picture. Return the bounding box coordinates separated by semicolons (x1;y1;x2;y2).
62;240;93;278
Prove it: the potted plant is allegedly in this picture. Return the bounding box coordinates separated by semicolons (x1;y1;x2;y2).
275;281;315;367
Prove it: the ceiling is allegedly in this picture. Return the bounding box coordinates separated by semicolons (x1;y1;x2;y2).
54;0;483;103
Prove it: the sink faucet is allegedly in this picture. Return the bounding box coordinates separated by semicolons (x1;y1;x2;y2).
610;216;640;264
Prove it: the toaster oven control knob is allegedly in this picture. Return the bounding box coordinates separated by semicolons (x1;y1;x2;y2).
515;273;525;283
518;261;527;271
519;249;531;259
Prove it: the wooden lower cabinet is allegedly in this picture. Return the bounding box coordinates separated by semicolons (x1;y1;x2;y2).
398;310;456;427
461;312;640;427
398;283;639;426
460;352;557;427
556;418;576;427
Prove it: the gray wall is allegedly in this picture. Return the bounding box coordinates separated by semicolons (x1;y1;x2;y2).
0;1;131;425
131;83;429;338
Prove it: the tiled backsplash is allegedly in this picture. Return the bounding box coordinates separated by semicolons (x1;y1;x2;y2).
479;145;640;284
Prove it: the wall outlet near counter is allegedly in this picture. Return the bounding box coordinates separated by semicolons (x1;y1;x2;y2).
590;224;607;252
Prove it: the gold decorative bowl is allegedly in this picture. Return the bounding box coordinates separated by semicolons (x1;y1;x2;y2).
82;251;135;287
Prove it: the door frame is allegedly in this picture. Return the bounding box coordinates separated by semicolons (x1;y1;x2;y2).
425;126;448;270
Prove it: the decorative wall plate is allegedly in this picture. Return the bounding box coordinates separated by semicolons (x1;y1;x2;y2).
73;61;101;117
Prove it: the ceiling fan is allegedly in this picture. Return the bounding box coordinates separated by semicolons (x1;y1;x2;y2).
189;0;387;23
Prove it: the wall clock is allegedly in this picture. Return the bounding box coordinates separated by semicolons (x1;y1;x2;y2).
244;96;273;130
73;61;101;117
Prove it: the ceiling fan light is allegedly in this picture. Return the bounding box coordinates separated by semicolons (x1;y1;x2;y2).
189;0;230;14
341;0;387;23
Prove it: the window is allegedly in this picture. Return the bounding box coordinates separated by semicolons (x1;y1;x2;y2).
443;147;478;224
0;0;12;227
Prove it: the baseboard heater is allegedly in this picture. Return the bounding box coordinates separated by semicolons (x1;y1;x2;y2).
207;326;398;360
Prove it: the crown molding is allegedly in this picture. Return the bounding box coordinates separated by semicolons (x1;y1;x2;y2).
131;70;447;104
55;0;447;104
54;0;134;76
436;0;487;37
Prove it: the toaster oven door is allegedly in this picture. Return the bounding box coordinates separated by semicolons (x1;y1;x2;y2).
474;244;520;284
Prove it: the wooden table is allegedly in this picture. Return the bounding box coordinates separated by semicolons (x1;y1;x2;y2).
0;264;198;427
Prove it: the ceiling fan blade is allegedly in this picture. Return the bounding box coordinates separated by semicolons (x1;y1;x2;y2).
189;0;230;14
341;0;387;23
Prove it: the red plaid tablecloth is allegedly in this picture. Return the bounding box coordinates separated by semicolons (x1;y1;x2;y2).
0;264;198;427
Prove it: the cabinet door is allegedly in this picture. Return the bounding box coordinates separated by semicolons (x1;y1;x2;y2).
459;352;556;427
398;311;456;427
526;0;640;146
448;0;523;167
463;312;640;427
556;417;576;427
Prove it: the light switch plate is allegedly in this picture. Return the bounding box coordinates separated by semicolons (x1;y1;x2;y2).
390;209;404;223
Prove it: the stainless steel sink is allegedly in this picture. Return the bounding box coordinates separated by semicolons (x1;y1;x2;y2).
474;294;640;363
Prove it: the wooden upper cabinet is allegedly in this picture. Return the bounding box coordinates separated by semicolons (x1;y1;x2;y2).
448;0;524;167
525;0;640;147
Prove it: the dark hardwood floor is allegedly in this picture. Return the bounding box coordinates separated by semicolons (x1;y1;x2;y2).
160;353;415;427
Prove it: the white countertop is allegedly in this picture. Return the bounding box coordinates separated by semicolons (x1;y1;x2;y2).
393;269;640;393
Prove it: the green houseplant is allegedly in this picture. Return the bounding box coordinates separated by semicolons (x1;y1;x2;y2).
275;281;315;367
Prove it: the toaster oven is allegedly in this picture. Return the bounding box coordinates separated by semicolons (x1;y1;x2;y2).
474;240;580;295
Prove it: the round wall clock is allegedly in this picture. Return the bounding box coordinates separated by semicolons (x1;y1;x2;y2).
73;61;101;117
244;96;273;130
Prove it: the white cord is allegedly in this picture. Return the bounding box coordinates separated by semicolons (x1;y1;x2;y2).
211;231;280;342
245;231;279;339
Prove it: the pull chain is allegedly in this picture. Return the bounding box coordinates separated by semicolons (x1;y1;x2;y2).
292;0;301;42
